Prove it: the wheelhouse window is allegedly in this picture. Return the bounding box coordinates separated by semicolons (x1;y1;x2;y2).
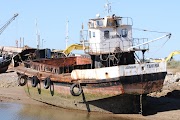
89;31;91;38
96;20;103;27
88;22;94;28
104;30;109;39
121;29;128;37
93;32;95;37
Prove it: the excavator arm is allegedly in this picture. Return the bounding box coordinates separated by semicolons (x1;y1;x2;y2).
165;51;180;62
52;44;87;57
152;50;180;62
63;44;86;55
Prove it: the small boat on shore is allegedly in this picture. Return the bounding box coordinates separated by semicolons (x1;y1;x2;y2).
14;1;171;113
0;55;11;73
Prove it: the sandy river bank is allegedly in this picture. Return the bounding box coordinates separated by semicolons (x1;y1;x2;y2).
0;68;179;120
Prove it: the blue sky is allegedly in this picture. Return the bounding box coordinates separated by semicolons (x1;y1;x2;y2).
0;0;180;60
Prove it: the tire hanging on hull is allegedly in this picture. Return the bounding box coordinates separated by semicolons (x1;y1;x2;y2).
31;76;40;87
18;75;27;86
44;77;51;89
70;83;82;96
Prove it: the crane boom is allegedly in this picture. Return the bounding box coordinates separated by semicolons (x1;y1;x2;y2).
128;33;171;51
0;13;19;35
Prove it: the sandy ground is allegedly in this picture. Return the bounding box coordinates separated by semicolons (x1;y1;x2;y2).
0;69;46;106
0;68;179;120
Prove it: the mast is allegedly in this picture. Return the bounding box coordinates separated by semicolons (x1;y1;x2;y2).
65;19;69;49
104;0;112;16
35;19;40;49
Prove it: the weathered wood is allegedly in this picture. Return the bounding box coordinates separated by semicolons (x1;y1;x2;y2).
15;66;72;83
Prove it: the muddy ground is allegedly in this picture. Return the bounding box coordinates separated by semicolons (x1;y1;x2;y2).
0;67;179;120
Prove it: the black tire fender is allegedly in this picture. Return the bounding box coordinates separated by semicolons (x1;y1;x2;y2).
49;81;54;96
18;75;27;86
44;77;51;89
31;76;39;87
176;78;180;82
70;83;82;96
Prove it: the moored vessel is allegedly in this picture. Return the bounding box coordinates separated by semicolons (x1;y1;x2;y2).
14;1;171;113
0;55;11;73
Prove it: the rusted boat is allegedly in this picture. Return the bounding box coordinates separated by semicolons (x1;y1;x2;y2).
14;2;171;113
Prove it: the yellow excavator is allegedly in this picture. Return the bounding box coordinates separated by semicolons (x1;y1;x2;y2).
62;44;87;55
153;51;180;62
52;44;88;57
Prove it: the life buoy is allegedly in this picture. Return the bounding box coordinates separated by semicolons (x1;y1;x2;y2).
44;77;51;89
18;75;27;86
31;76;39;87
70;83;82;96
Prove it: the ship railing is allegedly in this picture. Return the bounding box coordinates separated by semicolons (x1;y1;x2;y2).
80;30;88;43
132;38;149;50
119;17;133;26
84;40;135;55
23;57;92;74
80;36;149;54
80;30;89;51
24;61;60;74
24;61;80;74
88;17;133;29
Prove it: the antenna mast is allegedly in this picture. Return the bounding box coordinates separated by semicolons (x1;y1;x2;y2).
65;19;69;49
35;19;40;49
105;0;112;16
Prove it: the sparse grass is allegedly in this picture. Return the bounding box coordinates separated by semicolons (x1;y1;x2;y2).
167;60;180;73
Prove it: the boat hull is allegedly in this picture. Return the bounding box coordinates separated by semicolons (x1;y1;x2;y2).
0;66;9;73
24;80;141;113
22;72;165;113
15;58;167;113
0;59;11;73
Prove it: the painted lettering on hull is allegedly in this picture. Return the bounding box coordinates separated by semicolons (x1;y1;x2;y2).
147;64;159;68
125;66;136;69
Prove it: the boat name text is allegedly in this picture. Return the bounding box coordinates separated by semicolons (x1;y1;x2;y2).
147;64;159;68
125;66;136;69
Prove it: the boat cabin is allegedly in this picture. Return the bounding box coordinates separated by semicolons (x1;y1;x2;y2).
86;14;133;55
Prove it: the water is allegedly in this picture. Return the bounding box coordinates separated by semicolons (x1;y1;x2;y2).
0;102;133;120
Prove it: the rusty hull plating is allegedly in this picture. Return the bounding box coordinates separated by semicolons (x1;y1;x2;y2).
16;56;166;95
15;55;166;113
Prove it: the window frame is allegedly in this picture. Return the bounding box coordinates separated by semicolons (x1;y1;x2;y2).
104;30;110;39
121;29;128;38
93;32;95;37
89;31;91;38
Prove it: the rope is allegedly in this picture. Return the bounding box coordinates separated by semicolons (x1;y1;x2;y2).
147;36;170;58
151;37;169;53
133;28;169;34
133;27;171;57
140;64;144;114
